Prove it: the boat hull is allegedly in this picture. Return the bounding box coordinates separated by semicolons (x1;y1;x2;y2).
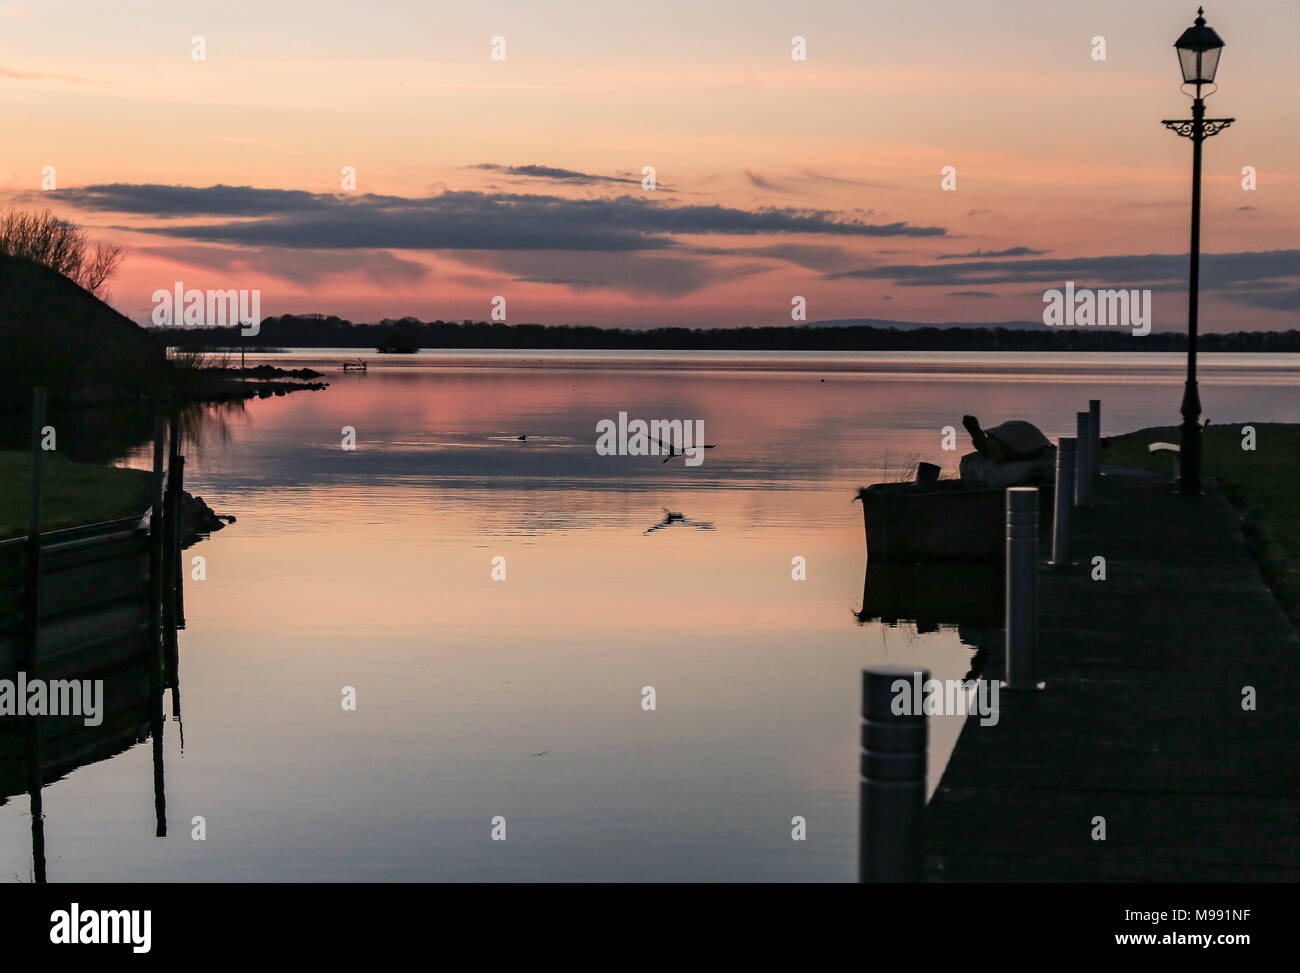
860;482;1050;562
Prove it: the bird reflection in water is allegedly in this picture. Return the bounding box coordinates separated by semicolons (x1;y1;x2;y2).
643;508;717;534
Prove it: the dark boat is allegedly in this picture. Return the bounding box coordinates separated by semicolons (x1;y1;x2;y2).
857;413;1057;562
857;480;1011;561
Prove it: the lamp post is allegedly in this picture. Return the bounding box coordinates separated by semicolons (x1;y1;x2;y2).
1162;8;1233;497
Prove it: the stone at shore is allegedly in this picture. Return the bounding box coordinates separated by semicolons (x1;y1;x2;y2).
178;491;235;547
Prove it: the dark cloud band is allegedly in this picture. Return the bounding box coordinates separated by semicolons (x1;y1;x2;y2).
54;184;946;252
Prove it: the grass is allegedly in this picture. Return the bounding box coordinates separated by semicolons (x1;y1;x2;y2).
0;450;152;540
1105;423;1300;627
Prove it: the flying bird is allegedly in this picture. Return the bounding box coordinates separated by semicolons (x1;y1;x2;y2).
649;435;717;463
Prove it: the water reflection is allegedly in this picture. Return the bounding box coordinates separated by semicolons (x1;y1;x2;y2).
857;559;1002;633
643;508;717;534
4;353;1299;881
856;559;1002;682
0;397;242;467
0;426;188;883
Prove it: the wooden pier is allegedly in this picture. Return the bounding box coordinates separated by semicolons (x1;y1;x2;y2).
0;398;187;879
923;470;1300;881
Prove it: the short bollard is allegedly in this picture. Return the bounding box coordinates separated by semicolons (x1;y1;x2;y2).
1089;399;1102;476
1049;437;1076;568
860;666;928;883
1004;487;1044;691
1074;412;1092;508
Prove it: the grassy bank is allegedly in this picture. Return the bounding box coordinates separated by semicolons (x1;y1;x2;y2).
0;451;151;539
1105;424;1300;627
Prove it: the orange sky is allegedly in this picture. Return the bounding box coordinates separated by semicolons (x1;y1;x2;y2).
2;1;1298;330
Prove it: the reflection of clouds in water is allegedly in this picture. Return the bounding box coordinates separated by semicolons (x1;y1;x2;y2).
179;356;1300;538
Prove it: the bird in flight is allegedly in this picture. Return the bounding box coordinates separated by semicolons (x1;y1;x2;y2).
648;435;717;463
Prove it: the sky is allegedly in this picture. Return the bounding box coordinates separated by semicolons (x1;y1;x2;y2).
2;0;1299;331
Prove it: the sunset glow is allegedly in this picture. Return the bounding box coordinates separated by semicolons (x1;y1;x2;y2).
3;0;1298;330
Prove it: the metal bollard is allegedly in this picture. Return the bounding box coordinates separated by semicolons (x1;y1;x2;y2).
1074;412;1092;507
1048;438;1076;568
1004;487;1044;690
1089;399;1102;476
860;666;928;882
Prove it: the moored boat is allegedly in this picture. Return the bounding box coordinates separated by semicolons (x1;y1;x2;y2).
857;415;1056;561
857;480;1010;561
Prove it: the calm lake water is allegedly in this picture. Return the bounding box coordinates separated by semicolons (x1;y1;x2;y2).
5;350;1300;882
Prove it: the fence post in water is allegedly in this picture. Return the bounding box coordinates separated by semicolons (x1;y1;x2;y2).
162;414;182;629
1004;487;1044;691
148;417;169;838
22;389;48;883
1074;412;1092;508
22;388;47;669
859;665;928;883
148;418;167;637
1049;438;1076;569
1089;399;1102;476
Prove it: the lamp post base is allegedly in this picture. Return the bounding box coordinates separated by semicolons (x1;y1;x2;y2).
1177;380;1202;497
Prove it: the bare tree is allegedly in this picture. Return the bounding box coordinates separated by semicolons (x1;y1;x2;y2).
80;240;126;297
0;208;125;297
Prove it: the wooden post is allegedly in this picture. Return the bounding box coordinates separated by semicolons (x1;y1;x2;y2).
860;666;928;882
25;720;46;883
148;417;169;837
22;388;47;671
148;418;167;637
164;454;185;706
162;414;181;632
1089;399;1102;476
23;388;47;882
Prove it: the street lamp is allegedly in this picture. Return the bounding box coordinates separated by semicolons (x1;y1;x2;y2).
1162;8;1233;497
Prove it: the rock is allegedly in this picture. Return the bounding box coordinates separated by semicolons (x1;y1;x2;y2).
178;491;234;547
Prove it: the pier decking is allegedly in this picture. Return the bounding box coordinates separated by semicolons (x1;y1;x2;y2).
924;470;1300;881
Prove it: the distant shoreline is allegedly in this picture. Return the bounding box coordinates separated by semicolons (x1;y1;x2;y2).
207;347;1300;376
153;316;1300;354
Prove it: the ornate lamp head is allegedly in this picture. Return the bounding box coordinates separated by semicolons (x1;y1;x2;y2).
1174;8;1225;87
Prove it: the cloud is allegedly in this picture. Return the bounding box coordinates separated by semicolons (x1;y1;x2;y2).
829;249;1300;310
937;246;1050;260
686;242;859;273
1222;287;1300;310
745;170;792;193
56;184;947;252
511;275;613;289
455;249;766;298
830;249;1300;289
798;169;896;190
468;164;650;189
0;64;84;82
746;169;896;195
948;290;997;298
51;183;328;216
133;245;429;286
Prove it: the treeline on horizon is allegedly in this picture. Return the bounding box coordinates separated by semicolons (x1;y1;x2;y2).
151;313;1300;352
